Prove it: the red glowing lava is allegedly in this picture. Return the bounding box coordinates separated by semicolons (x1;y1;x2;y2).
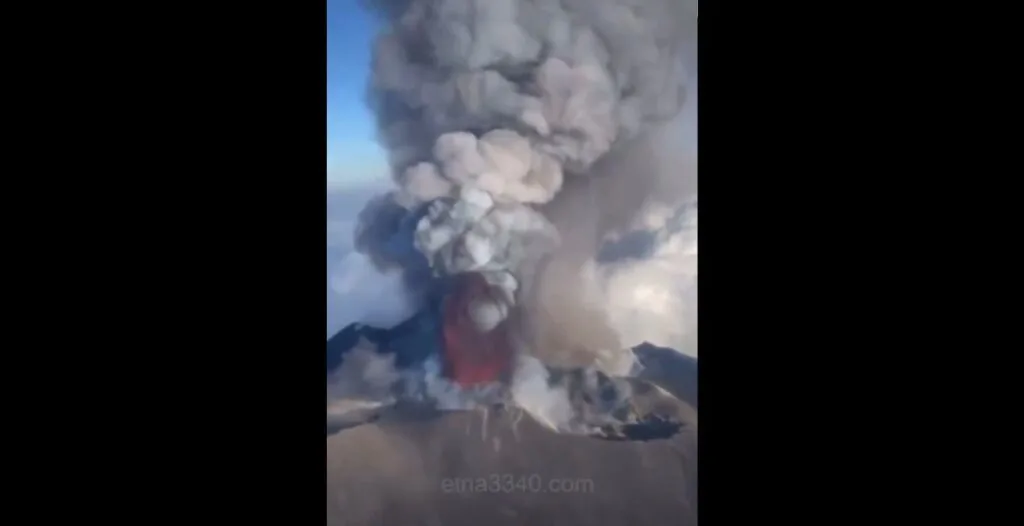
440;272;515;386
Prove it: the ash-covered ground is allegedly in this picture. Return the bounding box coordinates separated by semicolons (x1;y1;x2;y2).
327;391;697;526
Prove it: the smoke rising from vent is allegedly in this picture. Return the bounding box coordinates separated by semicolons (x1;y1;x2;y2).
356;0;697;354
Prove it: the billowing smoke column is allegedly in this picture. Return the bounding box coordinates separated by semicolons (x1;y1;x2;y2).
335;4;696;437
360;0;694;344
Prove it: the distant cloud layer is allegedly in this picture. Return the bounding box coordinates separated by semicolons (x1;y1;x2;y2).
589;199;698;357
327;181;419;338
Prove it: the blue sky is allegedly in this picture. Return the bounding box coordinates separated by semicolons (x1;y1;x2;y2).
327;0;388;185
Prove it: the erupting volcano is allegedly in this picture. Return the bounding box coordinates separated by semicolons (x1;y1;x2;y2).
328;0;697;438
327;0;697;522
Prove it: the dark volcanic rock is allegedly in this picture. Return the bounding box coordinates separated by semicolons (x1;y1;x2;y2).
633;342;698;409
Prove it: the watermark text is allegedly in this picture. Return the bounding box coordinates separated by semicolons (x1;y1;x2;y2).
441;474;594;494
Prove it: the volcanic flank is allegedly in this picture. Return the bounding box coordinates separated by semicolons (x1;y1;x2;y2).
326;339;699;526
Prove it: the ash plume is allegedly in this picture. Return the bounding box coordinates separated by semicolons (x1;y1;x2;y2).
356;0;696;335
340;0;698;437
516;118;698;369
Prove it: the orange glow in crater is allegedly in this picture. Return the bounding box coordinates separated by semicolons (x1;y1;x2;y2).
440;272;515;386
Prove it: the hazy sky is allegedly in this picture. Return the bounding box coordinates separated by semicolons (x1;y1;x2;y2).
327;0;388;185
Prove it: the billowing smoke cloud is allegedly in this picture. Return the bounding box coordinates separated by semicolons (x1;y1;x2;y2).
341;0;698;431
516;87;698;369
509;354;577;431
358;0;696;337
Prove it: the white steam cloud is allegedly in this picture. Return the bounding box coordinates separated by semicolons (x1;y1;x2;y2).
585;198;698;357
327;182;422;338
509;354;576;431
